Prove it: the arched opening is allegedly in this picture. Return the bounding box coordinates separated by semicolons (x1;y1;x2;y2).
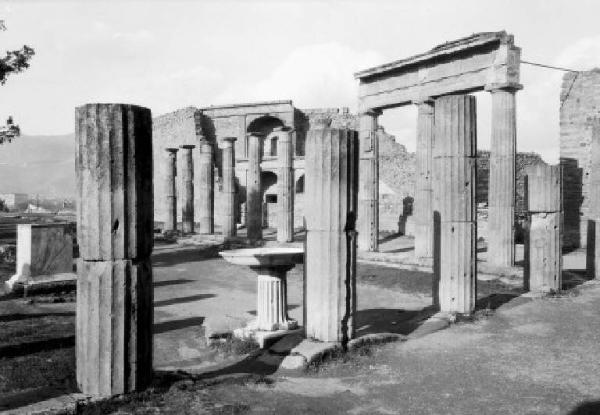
261;171;278;228
247;115;285;158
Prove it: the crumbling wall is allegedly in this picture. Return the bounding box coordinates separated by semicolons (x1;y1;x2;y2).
152;107;203;226
560;69;600;249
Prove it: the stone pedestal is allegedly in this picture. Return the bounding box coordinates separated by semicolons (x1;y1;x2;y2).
198;141;214;235
247;133;264;241
75;103;153;396
525;164;562;293
5;223;74;290
487;85;520;268
164;148;178;233
222;137;237;237
255;265;296;331
180;145;195;234
305;128;359;343
433;95;477;315
588;120;600;279
358;110;379;252
276;127;294;243
414;101;435;259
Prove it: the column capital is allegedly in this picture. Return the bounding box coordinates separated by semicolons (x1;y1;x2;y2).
222;136;237;147
359;108;382;117
484;82;523;93
247;131;266;138
180;144;195;150
413;97;435;106
165;147;179;153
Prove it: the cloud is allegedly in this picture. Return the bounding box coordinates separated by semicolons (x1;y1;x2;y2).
216;42;383;110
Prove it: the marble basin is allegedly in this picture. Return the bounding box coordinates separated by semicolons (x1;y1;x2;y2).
219;247;303;268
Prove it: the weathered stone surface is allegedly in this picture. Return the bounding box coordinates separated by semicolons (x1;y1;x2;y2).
358;111;379;252
6;223;74;289
198;141;214;234
75;104;153;260
76;258;153;396
587;119;600;279
487;86;519;268
355;31;520;110
180;145;195;234
75;103;154;397
164;148;178;232
276;127;294;243
525;164;562;293
247;133;263;241
305;128;358;342
433;95;477;314
560;69;600;249
414;101;434;258
221;138;236;237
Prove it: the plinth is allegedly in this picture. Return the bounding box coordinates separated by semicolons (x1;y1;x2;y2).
219;247;303;347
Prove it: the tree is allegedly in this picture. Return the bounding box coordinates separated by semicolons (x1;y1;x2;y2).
0;21;34;85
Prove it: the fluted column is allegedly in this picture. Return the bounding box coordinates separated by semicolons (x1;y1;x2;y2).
588;120;600;279
180;145;195;234
222;137;237;237
486;84;521;268
198;141;214;234
255;265;296;331
525;164;562;292
357;110;379;252
305;128;359;343
433;95;477;315
75;103;153;396
276;127;294;243
414;100;435;259
247;133;264;241
164;148;178;232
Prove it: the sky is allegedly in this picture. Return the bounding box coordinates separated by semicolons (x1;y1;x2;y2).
1;0;600;163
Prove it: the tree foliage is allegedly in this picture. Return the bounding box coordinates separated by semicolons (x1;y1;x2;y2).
0;21;34;85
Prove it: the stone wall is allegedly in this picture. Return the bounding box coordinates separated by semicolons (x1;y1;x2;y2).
560;69;600;249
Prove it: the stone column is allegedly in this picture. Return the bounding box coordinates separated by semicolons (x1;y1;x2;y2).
486;84;521;268
198;141;214;234
588;120;600;278
247;133;264;241
255;265;296;331
433;95;477;315
276;127;294;243
75;103;153;396
525;164;562;293
358;109;380;252
164;148;178;232
414;100;435;259
180;145;195;234
305;128;359;343
222;137;237;237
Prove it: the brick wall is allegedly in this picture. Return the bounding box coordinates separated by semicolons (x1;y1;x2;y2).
560;69;600;249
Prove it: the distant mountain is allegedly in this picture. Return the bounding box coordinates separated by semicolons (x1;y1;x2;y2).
0;134;75;198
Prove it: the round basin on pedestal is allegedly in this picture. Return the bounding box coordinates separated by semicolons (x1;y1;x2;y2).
219;247;303;346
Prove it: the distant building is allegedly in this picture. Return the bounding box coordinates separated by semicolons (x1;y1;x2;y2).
0;193;28;211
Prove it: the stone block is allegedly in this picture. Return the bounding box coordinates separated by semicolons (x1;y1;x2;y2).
6;223;74;290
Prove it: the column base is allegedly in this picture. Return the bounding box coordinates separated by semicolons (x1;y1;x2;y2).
234;320;301;349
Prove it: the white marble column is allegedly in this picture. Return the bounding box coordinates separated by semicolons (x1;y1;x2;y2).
221;137;237;238
164;148;178;232
414;100;435;259
433;95;477;315
198;141;214;234
486;84;521;268
358;109;380;252
276;127;294;243
255;265;296;331
247;133;264;241
180;144;195;234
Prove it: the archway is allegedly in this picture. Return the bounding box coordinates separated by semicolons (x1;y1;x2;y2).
247;115;285;158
